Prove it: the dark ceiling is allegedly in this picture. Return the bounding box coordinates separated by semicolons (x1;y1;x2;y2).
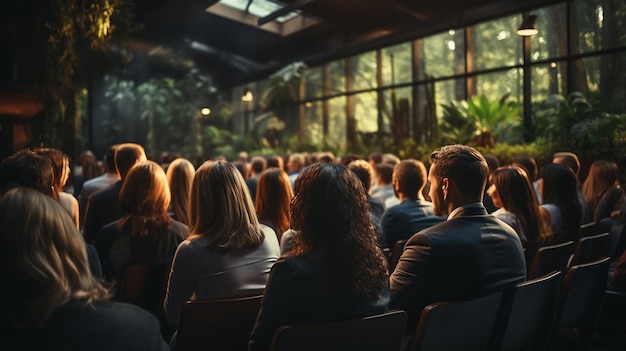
1;0;554;88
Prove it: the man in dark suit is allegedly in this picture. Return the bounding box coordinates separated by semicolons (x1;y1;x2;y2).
83;143;146;244
381;159;445;248
390;144;526;336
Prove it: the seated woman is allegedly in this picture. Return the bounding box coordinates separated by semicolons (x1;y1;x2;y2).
488;166;553;265
166;158;195;226
0;188;167;350
582;160;625;225
540;163;582;242
163;160;280;326
96;161;188;281
255;167;293;241
249;162;390;351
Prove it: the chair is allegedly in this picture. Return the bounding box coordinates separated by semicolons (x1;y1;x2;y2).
550;257;611;350
579;221;599;238
389;239;408;271
269;310;407;351
117;262;171;317
175;295;263;351
527;241;575;280
409;291;503;351
488;271;563;351
568;232;611;268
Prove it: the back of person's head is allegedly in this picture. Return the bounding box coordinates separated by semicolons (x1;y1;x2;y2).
289;162;387;297
553;152;581;176
166;158;195;226
340;154;361;167
375;163;394;185
104;144;119;173
79;150;101;181
317;152;335;163
429;144;488;201
190;160;263;250
266;155;284;170
393;159;428;198
114;143;147;180
249;156;267;176
0;149;55;197
483;154;500;174
287;153;305;172
542;163;581;232
119;161;171;237
33;148;69;190
238;151;249;163
348;159;374;193
368;152;383;165
490;166;551;243
582;160;620;210
512;154;538;182
382;153;400;166
255;168;293;235
0;188;109;328
232;161;249;179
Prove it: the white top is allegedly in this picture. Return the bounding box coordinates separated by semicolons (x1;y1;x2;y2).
58;191;80;229
163;224;280;325
541;203;562;233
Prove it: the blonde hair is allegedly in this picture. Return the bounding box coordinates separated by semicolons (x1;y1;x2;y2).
166;158;195;226
190;161;264;250
0;188;110;328
118;161;172;238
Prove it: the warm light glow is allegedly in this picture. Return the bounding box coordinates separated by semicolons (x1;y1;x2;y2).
305;102;312;108
517;15;538;37
241;90;253;102
550;62;557;68
201;107;211;115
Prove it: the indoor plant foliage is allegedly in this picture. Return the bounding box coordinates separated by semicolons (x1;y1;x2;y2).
440;94;522;148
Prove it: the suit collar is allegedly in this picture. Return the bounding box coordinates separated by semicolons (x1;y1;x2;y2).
447;202;487;220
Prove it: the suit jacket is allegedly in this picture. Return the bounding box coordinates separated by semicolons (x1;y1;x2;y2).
249;255;390;351
381;198;445;248
389;203;526;332
83;181;122;244
2;300;167;351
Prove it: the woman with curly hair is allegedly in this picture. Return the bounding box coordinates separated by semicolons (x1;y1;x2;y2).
249;162;390;351
255;167;294;241
96;161;188;280
582;160;625;224
0;188;167;349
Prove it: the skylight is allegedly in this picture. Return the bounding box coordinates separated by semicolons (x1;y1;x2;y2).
219;0;298;23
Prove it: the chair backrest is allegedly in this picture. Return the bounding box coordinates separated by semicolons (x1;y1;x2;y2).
389;239;408;271
410;291;503;351
175;295;263;351
489;271;563;351
269;310;407;351
569;232;611;268
528;241;575;280
117;262;171;318
579;221;599;238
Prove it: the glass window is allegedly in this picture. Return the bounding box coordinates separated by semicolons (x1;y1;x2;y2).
327;96;346;147
422;29;465;78
327;59;346;94
471;14;523;71
435;78;465;120
355;91;378;133
574;0;626;53
382;42;413;86
381;87;412;136
531;3;567;62
352;51;378;91
304;101;323;144
475;68;523;102
304;66;323;99
531;62;566;102
579;52;626;101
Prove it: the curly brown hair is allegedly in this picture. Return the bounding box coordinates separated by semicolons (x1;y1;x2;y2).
288;162;388;299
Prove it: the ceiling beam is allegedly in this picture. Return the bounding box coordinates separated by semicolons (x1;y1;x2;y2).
257;0;316;26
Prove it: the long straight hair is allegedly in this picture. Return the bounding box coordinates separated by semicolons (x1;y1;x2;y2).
255;168;293;237
166;158;195;226
582;160;620;213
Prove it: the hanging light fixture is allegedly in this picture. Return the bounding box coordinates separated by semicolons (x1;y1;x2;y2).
241;88;253;102
517;14;538;36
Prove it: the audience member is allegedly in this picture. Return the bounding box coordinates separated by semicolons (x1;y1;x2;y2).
370;163;395;207
553;151;590;223
381;159;445;249
582;160;625;224
266;155;284;171
540;163;582;242
482;153;499;213
255;168;294;241
80;145;120;226
382;153;400;166
286;153;305;188
390;144;526;340
164;161;280;326
246;156;267;201
0;188;167;350
34;148;80;228
96;161;187;281
348;160;385;241
249;162;389;351
488;166;553;266
83;143;147;244
317;151;335;163
166;158;195;226
74;150;102;197
512;154;541;204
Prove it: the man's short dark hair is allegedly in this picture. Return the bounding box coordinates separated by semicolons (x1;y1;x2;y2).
429;144;488;201
393;159;427;198
0;149;55;196
348;160;373;192
375;163;394;184
250;156;267;175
